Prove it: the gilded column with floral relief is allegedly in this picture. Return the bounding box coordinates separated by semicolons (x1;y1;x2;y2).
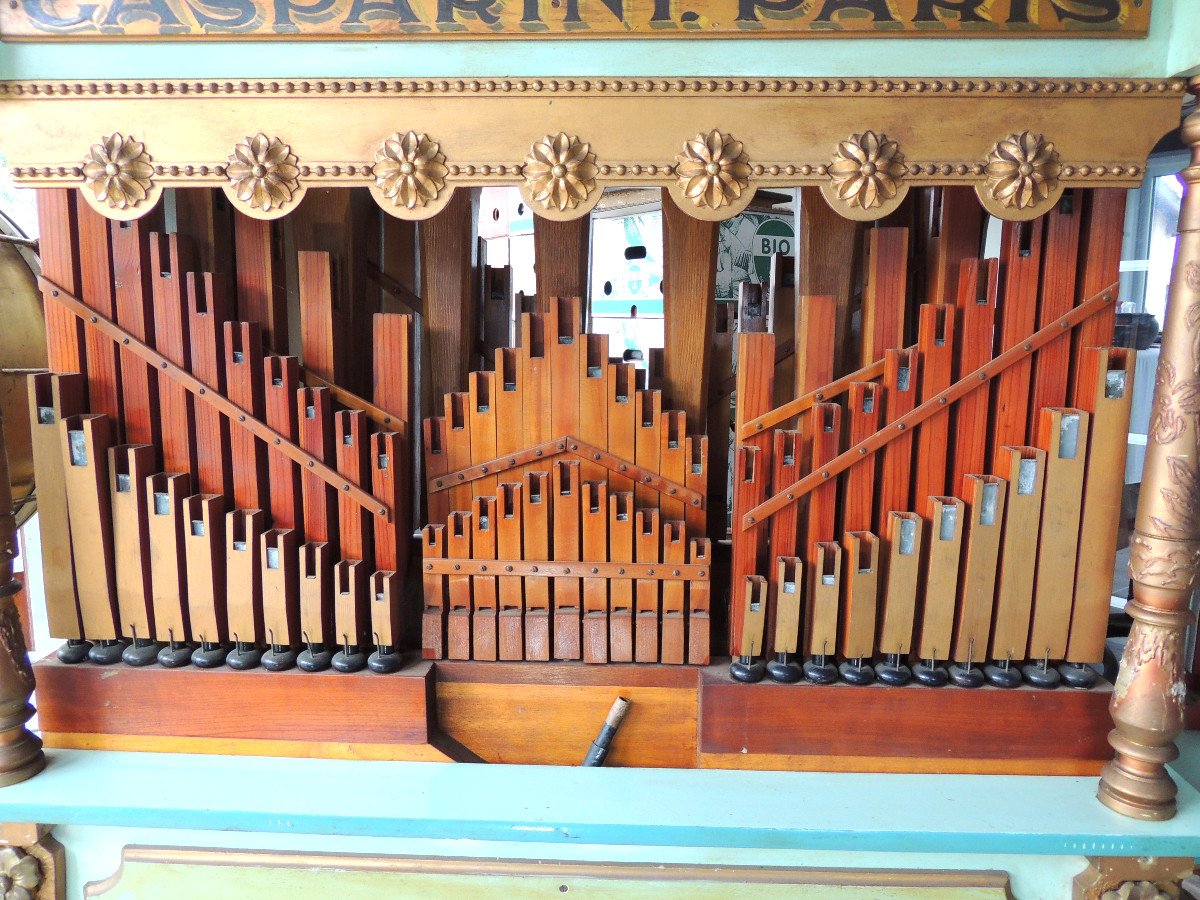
1098;99;1200;821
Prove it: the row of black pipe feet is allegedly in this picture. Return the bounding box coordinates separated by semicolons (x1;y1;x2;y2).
730;652;1099;689
55;638;405;674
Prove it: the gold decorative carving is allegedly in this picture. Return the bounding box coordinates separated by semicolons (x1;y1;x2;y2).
81;134;153;211
0;846;42;900
827;131;905;210
1075;856;1192;900
985;131;1061;210
675;130;751;210
373;132;448;210
224;134;301;213
521;133;597;212
1129;536;1200;592
1187;261;1200;292
1147;360;1199;446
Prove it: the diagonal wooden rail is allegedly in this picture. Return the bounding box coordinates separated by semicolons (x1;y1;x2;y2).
427;434;704;509
736;347;902;442
739;282;1117;532
40;276;394;523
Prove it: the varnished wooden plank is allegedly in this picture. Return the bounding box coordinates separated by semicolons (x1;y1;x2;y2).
766;430;801;655
110;443;156;643
264;355;303;531
949;258;997;498
661;191;718;433
1071;189;1127;407
988;219;1044;470
35;660;434;748
699;670;1112;768
185;494;227;647
109;215;161;449
36;189;86;377
876;349;918;536
149;232;197;478
911;304;954;509
225;507;264;647
1028;408;1089;662
921;186;984;307
444;391;473;513
608;490;635;663
547;295;581;445
687;537;711;665
61;414;119;640
225;321;268;511
552;461;582;661
659;521;687;664
29;373;85;641
582;481;609;664
76;202;123;431
860;227;908;368
468;370;497;499
496;482;524;660
471;496;498;661
634;389;663;511
233;212;288;352
420;189;476;412
146;472;190;644
187;272;232;499
989;446;1046;664
298;250;339;382
1067;349;1134;664
533;216;589;314
421;524;448;660
522;470;552;661
297;386;336;548
915;497;963;664
578;334;609;484
842;382;879;535
877;512;923;657
174;188;233;282
840;531;879;661
634;508;662;663
953;475;1006;665
445;511;473;661
606;361;636;494
798;186;859;379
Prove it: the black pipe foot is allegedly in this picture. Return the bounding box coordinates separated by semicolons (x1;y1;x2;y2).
984;662;1021;688
227;642;263;670
912;660;948;687
121;638;161;667
368;645;403;674
875;656;912;686
729;655;765;683
766;652;803;683
1059;662;1099;689
948;662;986;688
262;645;297;672
839;659;875;686
298;643;335;672
88;639;128;665
158;640;195;668
803;655;838;685
190;642;228;669
331;646;368;673
1021;662;1061;688
57;639;92;664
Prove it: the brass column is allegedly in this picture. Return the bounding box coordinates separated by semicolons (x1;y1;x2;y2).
1098;99;1200;821
0;404;43;787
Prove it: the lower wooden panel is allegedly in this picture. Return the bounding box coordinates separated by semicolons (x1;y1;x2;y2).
700;669;1113;774
435;661;699;768
34;657;1114;773
35;658;435;754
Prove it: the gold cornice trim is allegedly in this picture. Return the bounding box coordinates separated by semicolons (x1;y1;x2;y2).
0;76;1187;100
0;74;1186;222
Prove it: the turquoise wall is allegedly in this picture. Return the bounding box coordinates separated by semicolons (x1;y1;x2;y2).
1;0;1198;81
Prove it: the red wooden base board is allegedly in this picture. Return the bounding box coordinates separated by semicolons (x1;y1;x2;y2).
33;657;1116;774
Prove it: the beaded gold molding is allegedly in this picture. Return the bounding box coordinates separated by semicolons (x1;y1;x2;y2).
0;76;1186;222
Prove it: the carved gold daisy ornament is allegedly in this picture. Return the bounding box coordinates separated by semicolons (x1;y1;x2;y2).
225;134;301;213
985;131;1061;210
521;133;598;212
828;131;905;210
82;133;154;211
373;132;448;209
675;130;751;210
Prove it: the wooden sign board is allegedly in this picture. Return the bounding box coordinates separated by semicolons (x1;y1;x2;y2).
1;0;1150;40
